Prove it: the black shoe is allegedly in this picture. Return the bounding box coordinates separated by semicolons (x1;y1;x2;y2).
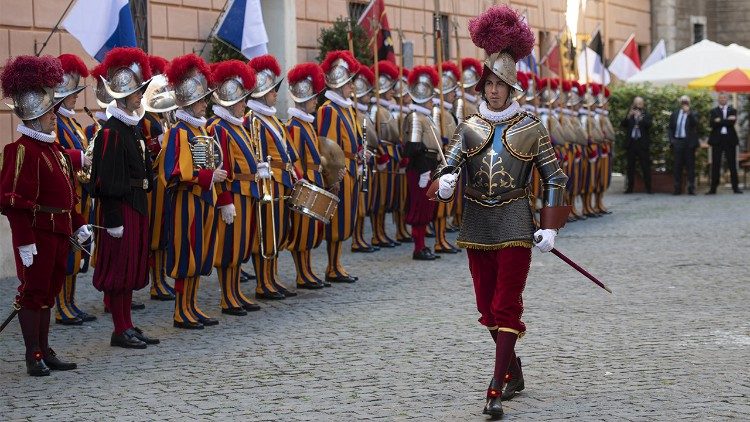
77;312;97;322
297;281;324;290
501;357;525;400
26;357;50;377
320;279;332;287
242;302;261;312
412;248;437;261
129;327;160;345
351;245;378;253
397;237;413;243
372;241;395;248
151;292;176;301
131;301;145;310
110;331;147;349
734;189;743;194
623;189;633;194
706;189;716;195
255;291;286;300
222;307;248;316
173;320;204;330
482;378;503;419
42;348;77;371
56;316;83;326
325;274;357;283
240;270;256;283
197;316;219;326
687;190;696;196
277;286;297;297
434;247;460;254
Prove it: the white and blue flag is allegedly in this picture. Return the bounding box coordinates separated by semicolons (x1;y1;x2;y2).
62;0;137;62
215;0;269;59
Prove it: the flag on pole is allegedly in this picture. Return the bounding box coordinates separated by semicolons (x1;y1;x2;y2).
517;51;539;75
357;0;396;63
641;39;667;69
62;0;136;62
215;0;269;59
576;30;610;85
608;34;641;81
540;38;561;76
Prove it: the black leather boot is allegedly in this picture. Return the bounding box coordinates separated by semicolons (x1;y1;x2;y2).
43;348;77;371
26;357;50;377
501;356;524;400
111;331;147;349
482;378;503;419
129;327;160;345
19;308;49;376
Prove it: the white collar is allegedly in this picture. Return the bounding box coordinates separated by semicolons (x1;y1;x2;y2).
175;109;207;127
246;99;277;117
562;108;576;116
409;103;432;116
95;111;108;122
212;105;244;126
431;97;454;110
325;90;353;108
378;98;393;108
459;92;479;103
596;109;609;116
522;104;536;112
537;107;550;114
479;101;521;122
287;107;314;123
57;106;76;118
356;102;369;112
17;124;56;143
108;102;144;126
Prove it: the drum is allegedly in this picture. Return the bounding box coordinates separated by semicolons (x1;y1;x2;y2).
288;180;340;224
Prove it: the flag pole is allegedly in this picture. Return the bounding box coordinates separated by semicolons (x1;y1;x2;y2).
434;0;445;140
369;14;382;135
34;0;76;56
198;0;233;57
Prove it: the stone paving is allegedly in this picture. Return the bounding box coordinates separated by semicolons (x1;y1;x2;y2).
0;181;748;421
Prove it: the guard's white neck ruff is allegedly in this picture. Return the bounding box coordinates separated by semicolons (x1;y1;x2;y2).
409;103;432;116
325;90;353;108
356;102;369;112
246;99;277;116
57;106;76;118
432;97;454;110
95;111;108;122
479;100;521;122
17;124;56;143
378;98;393;108
108;102;144;126
175;109;207;127
463;92;478;103
287;107;314;123
212;105;244;126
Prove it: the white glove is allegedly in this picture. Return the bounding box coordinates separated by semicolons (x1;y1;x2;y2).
75;225;92;244
257;162;271;180
212;163;227;183
376;162;387;171
437;173;458;199
107;226;124;238
18;244;37;268
219;204;236;225
533;229;557;253
357;164;364;177
418;171;431;188
81;151;92;167
363;149;374;161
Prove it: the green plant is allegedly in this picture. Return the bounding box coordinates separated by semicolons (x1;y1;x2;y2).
610;84;713;174
209;37;246;63
317;17;372;66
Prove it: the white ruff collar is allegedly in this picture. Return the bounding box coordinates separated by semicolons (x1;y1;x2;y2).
596;108;609;116
95;111;108;122
175;109;208;127
287;107;314;123
432;97;454;110
537;107;550;114
17;124;56;143
479;101;521;122
212;105;244;126
108;103;144;126
356;102;369;112
378;98;393;108
325;90;353;108
57;106;76;118
409;103;432;116
246;99;277;117
463;92;478;103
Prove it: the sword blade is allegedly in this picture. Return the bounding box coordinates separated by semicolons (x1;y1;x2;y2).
0;308;19;335
550;248;613;294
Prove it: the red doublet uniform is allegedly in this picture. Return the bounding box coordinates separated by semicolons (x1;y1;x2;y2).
0;135;86;309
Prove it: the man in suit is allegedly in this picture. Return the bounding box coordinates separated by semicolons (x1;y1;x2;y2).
707;93;742;194
668;95;700;195
620;97;652;193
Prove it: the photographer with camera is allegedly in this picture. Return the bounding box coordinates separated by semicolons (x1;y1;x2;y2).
621;96;653;193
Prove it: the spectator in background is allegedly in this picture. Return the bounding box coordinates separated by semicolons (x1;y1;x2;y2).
621;96;652;193
668;95;700;195
707;92;742;194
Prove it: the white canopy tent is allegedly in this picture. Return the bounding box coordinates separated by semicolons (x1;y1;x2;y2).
627;40;750;86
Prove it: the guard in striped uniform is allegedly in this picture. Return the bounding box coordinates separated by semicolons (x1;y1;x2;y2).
246;54;300;299
369;60;402;248
161;54;226;329
208;60;261;314
53;54;95;325
317;51;362;283
580;83;605;218
594;86;615;214
286;62;329;289
390;67;413;243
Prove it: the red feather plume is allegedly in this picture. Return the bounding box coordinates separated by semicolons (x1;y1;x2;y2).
589;83;601;96
561;80;572;92
90;63;106;81
400;67;410;79
468;4;534;61
287;63;325;93
149;55;168;75
375;60;399;81
516;72;529;90
358;65;375;86
439;61;460;80
167;53;212;86
408;65;439;87
320;50;359;75
58;54;89;78
461;58;483;76
533;74;542;88
1;55;63;98
539;78;558;90
604;87;610;97
213;60;257;90
101;47;152;81
248;54;281;77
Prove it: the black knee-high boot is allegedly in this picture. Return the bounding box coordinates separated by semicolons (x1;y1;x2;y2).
18;308;48;376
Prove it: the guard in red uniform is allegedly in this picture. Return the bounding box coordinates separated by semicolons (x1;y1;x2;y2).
0;55;90;376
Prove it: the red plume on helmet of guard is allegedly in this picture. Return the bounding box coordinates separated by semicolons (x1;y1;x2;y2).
248;54;282;98
287;62;325;103
99;47;152;99
89;62;115;108
407;65;439;104
212;59;257;107
460;57;483;89
55;54;89;100
149;55;169;75
437;60;461;94
167;53;213;107
516;72;529;91
468;4;534;93
374;60;400;94
1;55;64;121
354;63;375;98
320;50;360;89
401;67;411;79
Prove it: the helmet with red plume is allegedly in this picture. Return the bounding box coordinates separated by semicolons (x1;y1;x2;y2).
407;65;439;104
167;53;213;108
287;62;325;103
374;60;400;94
212;60;257;107
55;54;89;99
1;55;64;121
320;50;359;89
248;54;283;98
100;47;152;100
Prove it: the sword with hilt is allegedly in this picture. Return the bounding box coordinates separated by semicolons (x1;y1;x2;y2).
534;234;613;294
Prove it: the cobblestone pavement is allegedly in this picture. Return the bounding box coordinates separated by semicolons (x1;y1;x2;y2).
1;181;748;421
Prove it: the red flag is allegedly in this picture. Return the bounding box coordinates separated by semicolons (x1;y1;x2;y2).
357;0;396;63
540;39;560;76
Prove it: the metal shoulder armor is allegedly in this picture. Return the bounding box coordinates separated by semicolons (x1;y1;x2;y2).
434;114;491;178
503;112;547;161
